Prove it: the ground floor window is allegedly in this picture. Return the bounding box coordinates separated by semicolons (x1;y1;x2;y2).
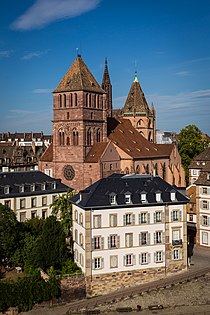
202;231;208;245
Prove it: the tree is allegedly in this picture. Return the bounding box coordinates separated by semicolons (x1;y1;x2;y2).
50;191;74;237
178;124;209;183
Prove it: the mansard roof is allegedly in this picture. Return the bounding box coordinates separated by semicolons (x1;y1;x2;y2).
71;174;189;209
108;118;174;159
0;171;69;199
123;72;151;115
54;56;105;94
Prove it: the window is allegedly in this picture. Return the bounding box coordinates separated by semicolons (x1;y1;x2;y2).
96;129;101;142
172;229;180;241
139;232;150;245
192;169;197;175
140;193;147;202
171;192;176;201
75;249;78;261
189;214;193;221
93;215;101;228
154;231;163;244
31;210;37;219
31;197;36;208
93;236;104;250
41;183;46;191
42;196;47;206
125;194;131;204
80;254;84;266
139;212;149;224
75;229;78;243
110;255;118;268
4;200;11;208
202;187;207;194
110;195;116;205
156;193;161;202
140;252;150;264
171;210;179;222
123;213;135;225
155;251;163;263
110;214;117;227
79;233;83;247
73;129;79;146
19;185;24;193
20;212;26;222
202;200;209;210
93;257;103;269
42;209;47;219
108;234;119;249
202;232;208;245
75;210;78;222
202;215;208;226
31;184;35;192
79;213;83;226
125;233;133;247
154;211;162;223
124;254;135;266
20;198;25;209
172;249;182;260
4;186;9;194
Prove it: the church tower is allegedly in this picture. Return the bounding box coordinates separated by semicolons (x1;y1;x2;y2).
52;55;107;190
101;58;112;117
122;71;156;143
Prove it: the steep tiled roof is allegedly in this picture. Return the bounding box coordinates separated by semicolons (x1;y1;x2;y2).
108;118;173;159
71;174;189;209
85;142;108;163
189;147;210;169
54;56;105;94
39;143;53;162
195;161;210;185
123;72;151;115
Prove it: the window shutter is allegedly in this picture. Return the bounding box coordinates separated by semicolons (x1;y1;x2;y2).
92;259;95;270
147;233;150;245
200;187;202;194
133;254;136;265
108;236;110;249
123;255;126;266
207;188;210;195
139;254;142;265
208;217;210;227
139;233;142;246
200;201;203;209
162;212;165;223
162;232;165;243
147;213;150;224
154;232;156;244
101;258;104;268
147;253;151;263
132;214;135;225
101;237;104;249
207;202;209;210
92;238;95;250
179;248;183;260
123;215;126;226
171;211;173;222
162;251;165;262
179;210;182;222
154;252;157;263
117;235;120;248
139;213;141;224
154;213;156;223
200;215;203;225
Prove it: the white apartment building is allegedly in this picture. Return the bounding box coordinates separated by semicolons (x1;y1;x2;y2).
0;171;69;221
71;174;189;297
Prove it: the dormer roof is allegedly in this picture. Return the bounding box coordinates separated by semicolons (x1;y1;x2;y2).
54;55;105;94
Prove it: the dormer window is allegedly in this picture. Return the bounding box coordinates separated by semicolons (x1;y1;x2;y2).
207;173;210;181
141;193;147;203
52;181;56;189
19;185;24;193
41;183;46;191
156;192;161;202
125;193;131;204
110;194;116;205
4;185;10;194
31;183;35;192
171;192;176;201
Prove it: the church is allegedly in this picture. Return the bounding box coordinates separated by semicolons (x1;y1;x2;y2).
39;55;185;191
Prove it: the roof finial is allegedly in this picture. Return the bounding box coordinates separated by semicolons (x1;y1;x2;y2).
76;48;81;58
134;60;139;82
105;57;108;66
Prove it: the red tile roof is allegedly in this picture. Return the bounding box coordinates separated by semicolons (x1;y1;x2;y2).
39;143;53;162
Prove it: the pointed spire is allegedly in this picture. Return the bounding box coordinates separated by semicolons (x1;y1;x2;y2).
134;71;139;82
102;57;112;116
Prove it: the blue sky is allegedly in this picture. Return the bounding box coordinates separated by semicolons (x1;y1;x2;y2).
1;0;210;135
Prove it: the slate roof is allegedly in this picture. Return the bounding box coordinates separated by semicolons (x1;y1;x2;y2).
0;171;69;199
195;161;210;186
54;56;105;94
71;173;189;209
108;118;174;159
189;147;210;169
123;72;151;115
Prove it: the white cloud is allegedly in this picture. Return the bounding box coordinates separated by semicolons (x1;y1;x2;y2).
32;88;52;94
21;50;48;60
11;0;101;31
175;71;191;77
0;50;14;58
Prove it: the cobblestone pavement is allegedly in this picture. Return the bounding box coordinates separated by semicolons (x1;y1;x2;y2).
20;245;210;315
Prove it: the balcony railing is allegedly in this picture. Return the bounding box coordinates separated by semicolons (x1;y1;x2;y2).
172;239;182;246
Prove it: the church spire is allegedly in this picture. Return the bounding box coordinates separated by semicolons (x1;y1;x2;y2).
102;57;112;117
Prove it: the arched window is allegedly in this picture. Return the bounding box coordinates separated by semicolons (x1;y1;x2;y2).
63;94;66;107
67;112;69;119
66;136;70;145
87;128;92;146
96;94;99;108
74;93;77;106
69;93;73;107
99;95;102;109
93;94;96;108
145;164;149;174
96;129;101;142
58;131;64;145
154;163;158;175
73;128;79;146
137;119;143;127
148;131;152;142
125;167;129;174
86;93;88;107
89;94;92;108
136;165;140;174
59;94;62;107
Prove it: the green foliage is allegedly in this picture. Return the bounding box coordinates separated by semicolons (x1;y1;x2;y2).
0;272;61;312
61;259;81;275
50;190;74;237
178;124;209;184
